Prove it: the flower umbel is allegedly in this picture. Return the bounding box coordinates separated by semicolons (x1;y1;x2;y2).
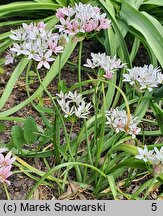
84;53;125;79
123;64;162;92
56;91;92;119
6;22;64;69
55;3;111;36
105;108;141;138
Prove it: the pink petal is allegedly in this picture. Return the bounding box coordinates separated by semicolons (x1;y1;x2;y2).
43;61;50;69
37;61;43;69
45;50;52;58
5;152;12;161
47;57;54;62
9;156;16;164
33;54;41;62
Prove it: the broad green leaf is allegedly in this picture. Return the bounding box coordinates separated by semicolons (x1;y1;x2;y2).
0;2;60;18
118;17;158;66
46;16;59;29
115;143;138;155
129;37;140;63
0;20;34;28
0;32;11;41
107;174;118;200
33;0;54;3
121;3;163;68
24;117;38;144
11;125;26;149
142;11;163;36
0;39;12;53
124;0;144;8
143;0;163;6
98;0;131;66
34;104;54;115
55;0;67;6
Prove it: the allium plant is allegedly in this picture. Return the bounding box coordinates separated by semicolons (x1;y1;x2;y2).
123;64;163;92
105;108;141;138
6;22;64;69
84;52;125;79
55;3;111;36
0;1;163;201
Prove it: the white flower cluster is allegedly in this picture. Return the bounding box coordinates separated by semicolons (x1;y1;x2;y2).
123;64;163;92
84;53;125;79
135;145;163;168
105;108;141;138
55;3;111;36
6;22;64;69
56;91;92;119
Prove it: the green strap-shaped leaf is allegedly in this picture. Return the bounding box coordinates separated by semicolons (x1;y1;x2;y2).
33;0;54;3
0;58;29;110
98;0;131;67
142;11;163;36
0;2;60;18
121;2;163;68
144;0;163;6
0;32;11;41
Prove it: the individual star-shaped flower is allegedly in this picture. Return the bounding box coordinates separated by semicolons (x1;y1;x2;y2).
135;145;153;162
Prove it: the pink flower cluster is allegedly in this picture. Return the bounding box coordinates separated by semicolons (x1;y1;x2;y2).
0;148;16;185
6;22;63;69
55;3;111;36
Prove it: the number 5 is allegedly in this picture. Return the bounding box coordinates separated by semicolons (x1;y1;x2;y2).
151;203;157;211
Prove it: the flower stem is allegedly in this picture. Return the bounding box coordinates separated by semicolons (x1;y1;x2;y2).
83;118;93;182
3;183;10;200
78;41;83;92
58;56;61;84
35;64;82;181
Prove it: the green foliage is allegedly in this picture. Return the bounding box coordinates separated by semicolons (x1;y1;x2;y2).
0;0;162;200
10;117;38;150
11;126;26;150
24;117;38;144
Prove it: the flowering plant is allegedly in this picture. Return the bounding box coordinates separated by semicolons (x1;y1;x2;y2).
0;0;162;200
